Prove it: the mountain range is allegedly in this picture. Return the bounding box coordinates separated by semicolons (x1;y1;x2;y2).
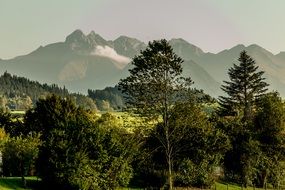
1;29;285;97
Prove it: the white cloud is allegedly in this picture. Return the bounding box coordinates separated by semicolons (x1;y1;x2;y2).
92;45;131;69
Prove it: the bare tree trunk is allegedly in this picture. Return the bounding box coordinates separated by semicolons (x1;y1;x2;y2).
163;64;173;190
165;122;173;190
22;175;26;188
167;156;173;190
20;160;26;188
263;172;267;190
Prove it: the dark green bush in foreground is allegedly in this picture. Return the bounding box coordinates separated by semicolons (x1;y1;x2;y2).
24;95;138;189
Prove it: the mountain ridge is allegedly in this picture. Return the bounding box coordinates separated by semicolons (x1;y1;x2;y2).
1;29;285;97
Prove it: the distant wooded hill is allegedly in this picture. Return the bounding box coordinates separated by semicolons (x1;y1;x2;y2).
0;71;128;111
88;87;124;111
0;72;214;111
0;72;98;110
0;71;68;102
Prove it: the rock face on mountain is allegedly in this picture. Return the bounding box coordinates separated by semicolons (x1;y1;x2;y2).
1;29;285;97
0;30;135;93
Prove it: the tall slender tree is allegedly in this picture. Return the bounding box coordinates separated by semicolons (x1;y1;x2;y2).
219;51;269;186
219;50;268;121
119;39;192;189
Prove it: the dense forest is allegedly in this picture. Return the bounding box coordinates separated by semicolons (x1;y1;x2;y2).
0;72;68;100
0;72;68;110
0;72;112;111
0;72;132;111
0;72;214;112
0;40;284;190
88;86;125;111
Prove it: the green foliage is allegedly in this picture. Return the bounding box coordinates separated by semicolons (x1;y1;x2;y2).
255;92;285;154
0;127;8;152
24;95;137;189
98;100;113;111
175;159;212;187
254;92;285;186
119;39;193;189
171;103;229;187
6;96;33;110
88;86;124;110
220;92;285;187
88;86;214;112
24;94;78;137
0;177;40;190
0;110;23;137
132;102;229;188
3;134;41;187
218;117;259;186
0;72;68;105
219;51;268;120
0;72;98;110
119;39;192;117
0;95;8;111
217;51;277;187
0;111;13;132
71;94;97;111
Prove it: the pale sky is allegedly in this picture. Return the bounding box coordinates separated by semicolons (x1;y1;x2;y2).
1;0;285;59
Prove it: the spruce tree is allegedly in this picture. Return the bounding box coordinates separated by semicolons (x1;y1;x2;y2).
219;50;268;121
219;50;269;186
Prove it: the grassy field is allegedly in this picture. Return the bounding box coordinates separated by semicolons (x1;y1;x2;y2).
213;182;285;190
0;177;40;190
0;178;274;190
214;182;258;190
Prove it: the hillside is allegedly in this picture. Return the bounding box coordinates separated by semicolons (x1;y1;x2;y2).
0;72;96;110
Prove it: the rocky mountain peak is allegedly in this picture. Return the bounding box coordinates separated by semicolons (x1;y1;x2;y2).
88;31;96;37
169;38;204;60
65;29;87;43
246;44;272;55
115;35;142;45
87;31;108;47
65;30;109;52
170;38;189;44
217;44;245;55
113;36;146;58
233;44;246;49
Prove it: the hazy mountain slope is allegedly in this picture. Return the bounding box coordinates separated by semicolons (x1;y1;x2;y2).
276;52;285;62
169;38;205;60
189;44;285;95
112;36;146;58
194;44;246;82
0;30;219;96
1;30;285;97
0;30;129;92
168;38;221;96
182;60;221;96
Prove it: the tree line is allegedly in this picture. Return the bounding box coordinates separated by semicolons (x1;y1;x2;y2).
0;39;284;190
0;71;127;111
0;72;97;111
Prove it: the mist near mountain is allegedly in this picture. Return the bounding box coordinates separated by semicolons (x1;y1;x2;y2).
1;30;285;97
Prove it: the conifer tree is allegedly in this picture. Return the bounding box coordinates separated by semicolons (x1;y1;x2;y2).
219;51;269;186
219;50;268;121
